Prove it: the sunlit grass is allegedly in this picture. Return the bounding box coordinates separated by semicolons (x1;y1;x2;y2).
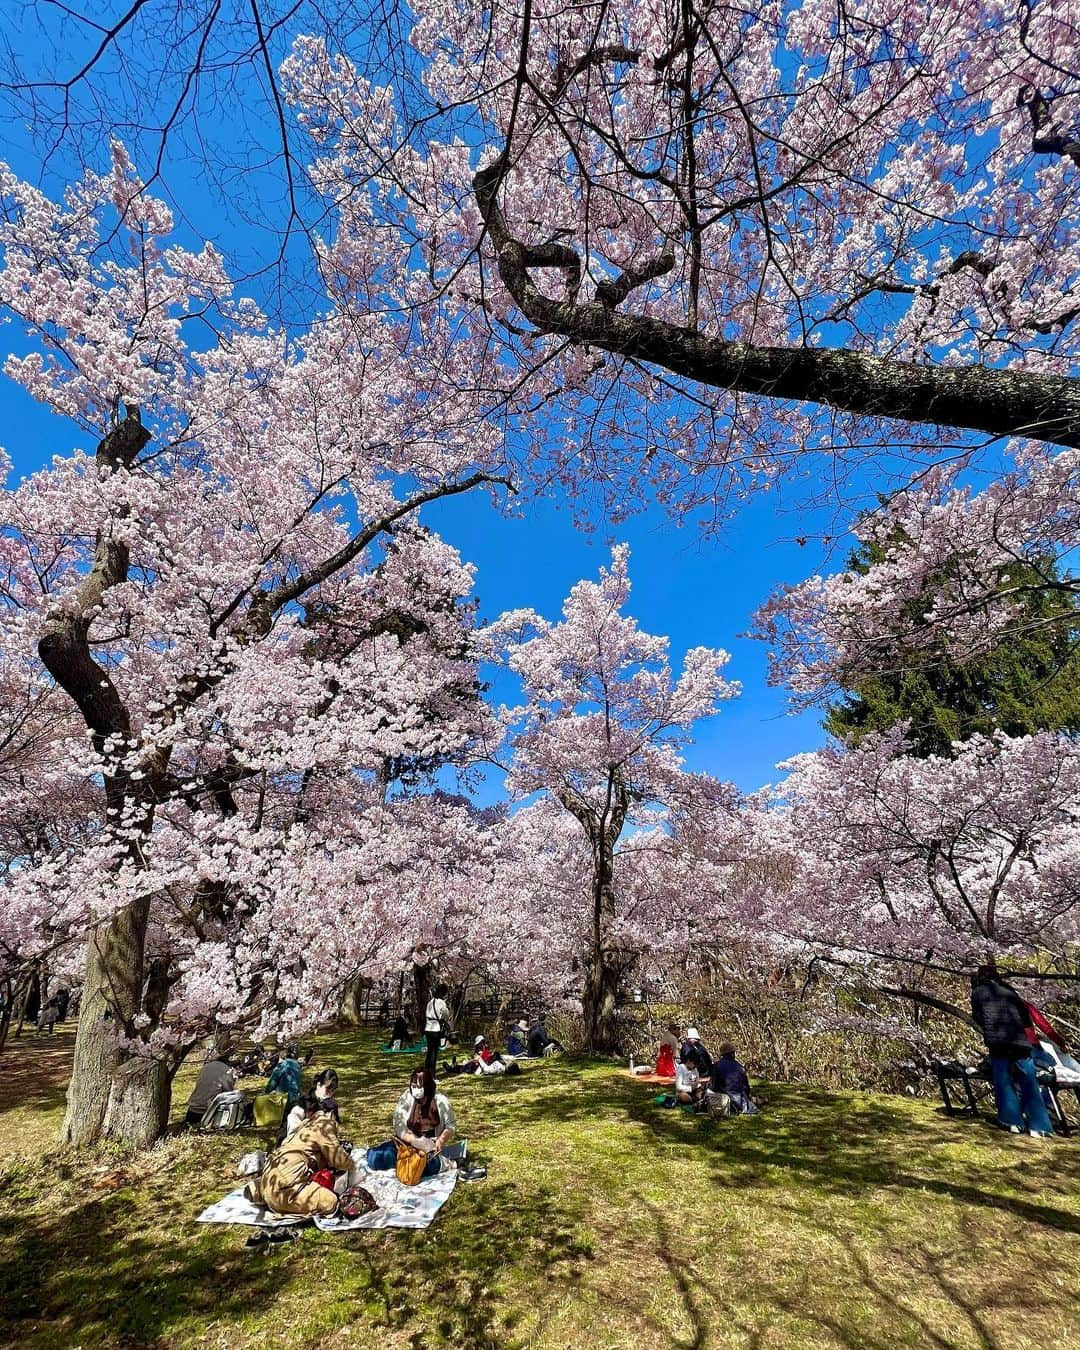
1;1025;1078;1347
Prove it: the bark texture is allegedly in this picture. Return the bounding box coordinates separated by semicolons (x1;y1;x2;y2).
474;157;1080;451
562;771;631;1055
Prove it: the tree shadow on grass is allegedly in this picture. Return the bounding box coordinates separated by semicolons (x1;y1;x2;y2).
0;1029;74;1117
0;1190;308;1348
638;1197;707;1350
334;1178;593;1348
0;1167;592;1349
623;1083;1080;1238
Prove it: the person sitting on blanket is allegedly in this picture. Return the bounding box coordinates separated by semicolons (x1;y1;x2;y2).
390;1013;410;1050
265;1043;303;1104
312;1068;341;1120
680;1028;713;1077
367;1069;458;1179
507;1019;529;1056
527;1015;563;1058
184;1055;238;1126
656;1023;680;1078
245;1111;356;1219
675;1055;705;1106
708;1043;759;1114
281;1094;317;1141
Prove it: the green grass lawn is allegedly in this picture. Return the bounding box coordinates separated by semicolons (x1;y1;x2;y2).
1;1025;1078;1348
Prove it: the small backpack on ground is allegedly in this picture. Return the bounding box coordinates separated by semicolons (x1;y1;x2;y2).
704;1089;732;1119
201;1090;251;1130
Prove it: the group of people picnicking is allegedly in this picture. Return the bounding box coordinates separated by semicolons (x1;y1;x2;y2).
405;985;563;1076
244;1065;480;1222
179;969;1079;1233
185;1040;487;1222
183;1000;560;1224
654;1024;761;1117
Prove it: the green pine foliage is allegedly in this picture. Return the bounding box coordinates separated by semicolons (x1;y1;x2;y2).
826;546;1080;757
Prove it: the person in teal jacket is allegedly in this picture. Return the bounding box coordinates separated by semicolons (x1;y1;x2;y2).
265;1044;303;1104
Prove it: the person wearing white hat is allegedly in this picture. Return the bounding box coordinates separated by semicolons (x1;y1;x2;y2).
471;1034;509;1076
507;1019;529;1056
680;1027;713;1077
441;1032;519;1076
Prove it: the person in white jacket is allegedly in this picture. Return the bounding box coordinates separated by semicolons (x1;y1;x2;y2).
675;1057;704;1106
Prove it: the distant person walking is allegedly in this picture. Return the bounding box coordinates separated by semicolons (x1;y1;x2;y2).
971;965;1054;1138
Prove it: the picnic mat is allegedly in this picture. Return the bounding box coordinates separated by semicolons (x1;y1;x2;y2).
626;1070;676;1085
316;1165;457;1232
196;1164;457;1233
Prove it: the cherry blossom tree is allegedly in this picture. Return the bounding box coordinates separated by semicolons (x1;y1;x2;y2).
0;641;96;1051
273;0;1080;521
12;2;1080;523
0;148;510;1144
757;447;1079;702
484;545;738;1050
759;730;1080;1009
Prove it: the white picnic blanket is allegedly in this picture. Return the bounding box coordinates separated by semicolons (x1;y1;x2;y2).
196;1162;457;1233
317;1163;456;1232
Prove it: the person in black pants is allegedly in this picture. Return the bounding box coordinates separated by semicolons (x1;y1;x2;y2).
424;984;452;1077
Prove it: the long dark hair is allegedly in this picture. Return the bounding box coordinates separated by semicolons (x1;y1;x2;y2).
410;1067;436;1105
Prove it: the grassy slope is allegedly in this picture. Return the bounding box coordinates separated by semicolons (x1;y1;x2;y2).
0;1025;1078;1349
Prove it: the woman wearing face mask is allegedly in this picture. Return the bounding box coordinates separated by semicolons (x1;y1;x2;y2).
365;1069;457;1178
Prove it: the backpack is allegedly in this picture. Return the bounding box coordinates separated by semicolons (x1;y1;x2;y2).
201;1090;251;1130
705;1089;732;1119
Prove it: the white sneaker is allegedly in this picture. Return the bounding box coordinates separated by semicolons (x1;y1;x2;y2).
1028;1130;1054;1139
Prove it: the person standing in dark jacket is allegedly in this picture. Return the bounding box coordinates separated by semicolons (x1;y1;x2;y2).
970;966;1053;1137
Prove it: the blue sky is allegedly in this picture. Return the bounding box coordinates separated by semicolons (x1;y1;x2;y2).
0;5;842;796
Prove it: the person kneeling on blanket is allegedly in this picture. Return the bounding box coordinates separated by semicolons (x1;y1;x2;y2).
245;1112;365;1219
367;1069;457;1179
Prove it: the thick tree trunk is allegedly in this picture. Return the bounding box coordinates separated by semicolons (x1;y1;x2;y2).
60;896;167;1147
582;829;624;1053
582;948;621;1054
338;977;367;1026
